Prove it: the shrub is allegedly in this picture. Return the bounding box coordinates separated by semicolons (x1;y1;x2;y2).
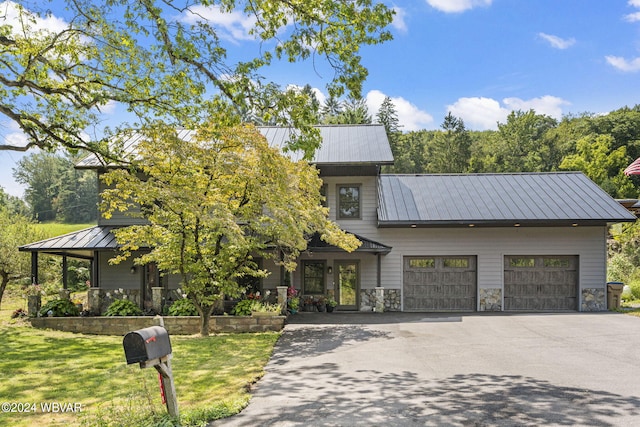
628;280;640;300
168;298;198;316
39;298;80;317
105;299;143;316
231;299;280;316
231;299;258;316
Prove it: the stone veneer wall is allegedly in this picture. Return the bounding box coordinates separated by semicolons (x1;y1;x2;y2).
479;288;502;311
30;315;285;335
581;288;606;312
360;289;401;312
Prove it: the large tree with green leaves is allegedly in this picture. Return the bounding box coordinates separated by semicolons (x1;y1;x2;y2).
13;152;97;222
0;207;46;309
559;134;635;198
100;122;360;336
1;0;393;159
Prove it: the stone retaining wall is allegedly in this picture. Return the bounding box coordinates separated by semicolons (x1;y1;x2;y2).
581;288;606;312
360;288;401;312
30;315;285;335
479;288;502;311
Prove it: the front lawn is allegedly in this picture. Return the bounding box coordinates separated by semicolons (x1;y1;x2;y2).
0;292;280;427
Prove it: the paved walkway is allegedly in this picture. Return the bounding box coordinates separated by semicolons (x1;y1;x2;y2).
212;312;640;426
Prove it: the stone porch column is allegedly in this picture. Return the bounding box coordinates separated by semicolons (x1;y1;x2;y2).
152;287;164;314
277;286;288;314
88;288;102;314
375;287;385;313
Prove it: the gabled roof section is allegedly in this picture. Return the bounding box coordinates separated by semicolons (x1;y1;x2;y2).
76;124;394;168
307;232;391;254
378;172;637;227
19;226;121;258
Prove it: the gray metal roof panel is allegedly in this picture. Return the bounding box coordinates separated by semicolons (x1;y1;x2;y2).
77;125;394;168
19;226;119;251
378;172;637;226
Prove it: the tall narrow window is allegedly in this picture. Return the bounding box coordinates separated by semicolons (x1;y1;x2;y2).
303;261;325;294
337;185;361;219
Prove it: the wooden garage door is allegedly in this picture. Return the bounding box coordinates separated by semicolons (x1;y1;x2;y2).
504;256;578;311
403;256;477;311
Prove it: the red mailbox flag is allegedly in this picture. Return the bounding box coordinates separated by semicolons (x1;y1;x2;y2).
624;158;640;176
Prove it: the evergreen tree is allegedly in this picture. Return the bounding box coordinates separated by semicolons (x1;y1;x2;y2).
427;113;471;173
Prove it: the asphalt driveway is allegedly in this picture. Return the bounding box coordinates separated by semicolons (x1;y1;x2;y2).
212;312;640;426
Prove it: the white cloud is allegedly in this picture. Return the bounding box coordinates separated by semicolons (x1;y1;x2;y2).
447;96;569;130
624;11;640;22
629;0;640;7
502;95;569;119
366;90;434;131
538;33;576;49
180;5;257;42
0;1;69;35
426;0;492;13
96;100;118;115
0;120;29;149
286;84;327;106
605;55;640;72
448;97;508;130
392;7;408;33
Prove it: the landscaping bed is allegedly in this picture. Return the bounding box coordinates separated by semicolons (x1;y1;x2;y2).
30;314;285;335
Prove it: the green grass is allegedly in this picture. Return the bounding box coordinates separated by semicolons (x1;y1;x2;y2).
0;291;280;427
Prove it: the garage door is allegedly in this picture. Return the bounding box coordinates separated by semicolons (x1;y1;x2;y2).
403;256;477;311
504;256;578;311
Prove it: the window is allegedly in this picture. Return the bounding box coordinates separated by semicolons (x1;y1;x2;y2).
409;258;435;268
509;258;535;268
444;258;469;268
303;261;325;294
543;258;570;268
337;185;361;219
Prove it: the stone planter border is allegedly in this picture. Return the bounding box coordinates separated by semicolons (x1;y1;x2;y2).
30;315;285;336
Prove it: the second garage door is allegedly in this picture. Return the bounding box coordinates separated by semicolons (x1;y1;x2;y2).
504;255;578;311
403;256;477;311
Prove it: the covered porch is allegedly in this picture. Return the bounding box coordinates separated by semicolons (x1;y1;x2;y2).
293;233;393;312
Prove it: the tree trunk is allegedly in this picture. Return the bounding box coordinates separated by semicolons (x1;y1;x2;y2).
0;271;8;311
199;310;211;337
198;304;216;337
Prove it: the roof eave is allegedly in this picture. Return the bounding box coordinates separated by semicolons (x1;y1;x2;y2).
377;219;636;228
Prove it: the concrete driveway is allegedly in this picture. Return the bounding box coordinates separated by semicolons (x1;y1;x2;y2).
212;312;640;426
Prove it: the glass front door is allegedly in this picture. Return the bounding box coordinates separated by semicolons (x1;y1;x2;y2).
335;261;359;310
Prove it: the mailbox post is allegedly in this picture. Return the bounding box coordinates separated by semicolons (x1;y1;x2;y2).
123;324;179;419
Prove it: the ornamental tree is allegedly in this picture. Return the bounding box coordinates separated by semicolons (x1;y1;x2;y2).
1;0;393;159
100;122;360;336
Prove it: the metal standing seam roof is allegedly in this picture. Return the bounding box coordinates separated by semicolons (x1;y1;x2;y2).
19;226;121;255
19;226;391;255
76;124;394;168
377;172;637;227
306;232;392;254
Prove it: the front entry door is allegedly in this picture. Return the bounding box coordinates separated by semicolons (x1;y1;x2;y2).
335;261;359;310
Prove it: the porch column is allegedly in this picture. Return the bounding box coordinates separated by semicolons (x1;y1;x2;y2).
276;286;287;314
31;252;38;285
91;251;99;287
151;287;164;314
376;253;381;287
62;255;68;290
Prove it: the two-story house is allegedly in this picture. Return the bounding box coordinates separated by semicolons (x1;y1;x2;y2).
21;124;636;313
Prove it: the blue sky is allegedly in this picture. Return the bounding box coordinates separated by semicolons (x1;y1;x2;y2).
2;0;640;197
